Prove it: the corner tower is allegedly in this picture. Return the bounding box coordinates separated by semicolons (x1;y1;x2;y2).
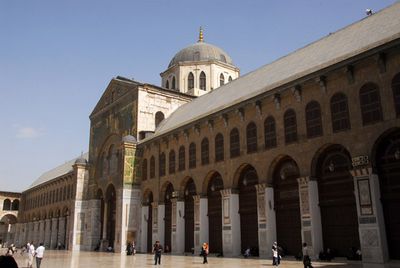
160;28;240;96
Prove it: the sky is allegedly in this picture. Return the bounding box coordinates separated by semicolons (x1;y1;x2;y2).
0;0;398;192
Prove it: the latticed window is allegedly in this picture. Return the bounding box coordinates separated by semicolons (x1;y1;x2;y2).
230;128;240;158
189;143;196;169
171;77;176;90
215;133;224;162
264;116;277;149
179;146;185;171
330;93;351;132
200;71;206;90
169;150;175;174
220;73;225;86
246;122;258;153
150;156;155;178
188;72;194;90
306;101;323;138
159;153;166;177
359;83;383;125
201;138;209;165
284;109;298;144
392;73;400;117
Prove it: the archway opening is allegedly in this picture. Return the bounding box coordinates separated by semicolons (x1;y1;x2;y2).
105;185;116;249
164;183;174;252
144;192;154;253
207;172;224;254
184;178;196;253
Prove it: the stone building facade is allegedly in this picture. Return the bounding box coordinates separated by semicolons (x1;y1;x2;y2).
0;191;20;246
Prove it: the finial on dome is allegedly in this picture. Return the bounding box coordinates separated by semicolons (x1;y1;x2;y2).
198;26;204;42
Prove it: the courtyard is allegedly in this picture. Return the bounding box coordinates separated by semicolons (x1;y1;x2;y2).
4;250;400;268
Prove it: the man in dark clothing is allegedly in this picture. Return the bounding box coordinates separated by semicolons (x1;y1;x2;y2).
153;241;163;265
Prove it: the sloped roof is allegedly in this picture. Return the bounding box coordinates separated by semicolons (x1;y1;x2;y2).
29;153;88;189
145;2;400;142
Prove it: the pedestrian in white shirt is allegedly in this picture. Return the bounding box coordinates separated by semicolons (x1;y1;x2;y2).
35;242;45;268
28;242;35;268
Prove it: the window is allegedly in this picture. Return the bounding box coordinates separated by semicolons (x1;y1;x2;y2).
3;199;11;210
201;138;209;165
159;153;166;177
220;74;225;86
305;101;323;138
150;156;155;178
155;111;165;128
330;93;351;132
359;83;383;125
166;80;169;89
284;109;298;144
200;71;206;90
179;146;185;171
172;77;176;90
230;128;240;158
229;76;233;82
246;122;258;153
215;133;224;162
392;73;400;117
264;116;277;149
188;72;194;90
169;150;175;174
189;143;196;169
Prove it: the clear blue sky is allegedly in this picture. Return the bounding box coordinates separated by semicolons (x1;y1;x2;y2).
0;0;397;192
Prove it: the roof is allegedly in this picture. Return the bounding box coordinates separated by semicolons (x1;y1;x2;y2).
145;2;400;142
168;42;234;68
28;153;88;189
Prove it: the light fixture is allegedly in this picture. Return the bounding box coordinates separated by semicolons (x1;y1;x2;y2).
395;148;400;160
328;161;335;172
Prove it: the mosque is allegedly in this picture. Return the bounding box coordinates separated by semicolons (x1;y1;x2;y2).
9;2;400;264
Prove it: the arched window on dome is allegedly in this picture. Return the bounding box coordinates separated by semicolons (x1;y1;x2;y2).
166;80;169;89
220;74;225;86
172;77;176;90
228;76;233;82
188;72;194;90
200;72;206;90
155;111;165;128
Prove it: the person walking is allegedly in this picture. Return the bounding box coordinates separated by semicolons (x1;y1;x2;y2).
28;242;35;268
201;242;209;264
35;242;45;268
152;240;163;265
272;242;280;266
302;242;313;268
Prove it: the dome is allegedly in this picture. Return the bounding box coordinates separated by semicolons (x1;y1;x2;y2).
168;42;234;68
122;135;137;143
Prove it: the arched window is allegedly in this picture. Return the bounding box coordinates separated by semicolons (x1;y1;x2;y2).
179;146;185;171
284;109;298;144
171;77;176;90
230;128;240;158
392;73;400;117
246;122;258;153
228;76;233;82
330;93;351;132
215;133;224;162
359;83;383;125
306;101;323;138
150;156;155;179
155;111;165;128
166;80;169;89
169;150;175;174
264;116;277;149
188;72;194;90
220;73;225;86
3;199;11;210
189;143;196;169
201;138;209;165
159;153;166;177
200;71;206;90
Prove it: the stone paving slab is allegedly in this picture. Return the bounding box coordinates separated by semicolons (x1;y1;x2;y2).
5;250;400;268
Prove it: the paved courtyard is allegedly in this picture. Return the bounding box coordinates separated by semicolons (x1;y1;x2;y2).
3;250;400;268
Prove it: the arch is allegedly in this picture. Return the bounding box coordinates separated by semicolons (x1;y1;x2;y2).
178;146;185;171
188;72;194;90
200;71;206;90
189;142;196;169
215;133;224;162
284;109;298;144
392;73;400;117
207;172;224;254
246;122;258;153
150;156;155;178
169;150;176;174
228;76;233;82
264;116;277;149
330;92;351;132
201;138;209;165
11;199;19;211
230;128;240;158
373;128;400;259
273;156;302;255
171;76;176;90
2;199;11;210
305;100;323;138
220;73;225;86
0;214;17;224
359;82;383;125
160;181;175;202
183;178;196;252
155;111;165;128
159;152;166;177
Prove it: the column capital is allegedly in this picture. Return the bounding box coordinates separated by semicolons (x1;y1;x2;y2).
297;176;310;186
220;188;238;197
255;183;266;194
193;194;207;202
350;166;373;177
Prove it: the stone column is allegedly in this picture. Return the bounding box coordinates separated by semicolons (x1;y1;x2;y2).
298;177;323;259
58;217;66;247
140;205;149;253
171;198;184;254
220;188;241;257
44;219;51;247
265;186;276;258
255;184;268;257
351;167;389;263
154;202;165;247
26;222;33;244
39;220;45;244
65;215;70;250
33;221;39;245
50;217;58;249
87;199;101;251
193;195;208;255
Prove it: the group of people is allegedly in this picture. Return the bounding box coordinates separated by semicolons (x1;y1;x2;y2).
151;241;209;265
272;241;313;268
0;241;45;268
